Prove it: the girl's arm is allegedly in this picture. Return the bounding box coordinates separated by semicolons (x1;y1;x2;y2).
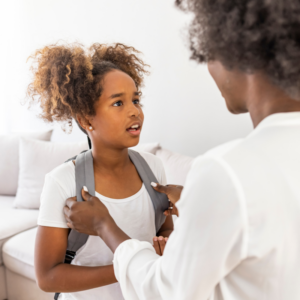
156;214;173;237
35;225;117;293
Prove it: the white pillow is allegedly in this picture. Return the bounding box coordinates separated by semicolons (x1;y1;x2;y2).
131;142;161;155
0;130;53;195
14;138;88;209
156;148;194;186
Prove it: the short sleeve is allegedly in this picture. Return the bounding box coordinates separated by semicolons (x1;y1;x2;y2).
38;174;70;228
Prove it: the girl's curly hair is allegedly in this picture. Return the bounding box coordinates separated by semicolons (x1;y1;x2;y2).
27;43;149;131
176;0;300;100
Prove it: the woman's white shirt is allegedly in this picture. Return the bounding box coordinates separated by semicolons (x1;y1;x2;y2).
113;112;300;300
38;151;167;300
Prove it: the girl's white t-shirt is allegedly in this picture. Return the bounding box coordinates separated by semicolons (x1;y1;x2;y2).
38;151;167;300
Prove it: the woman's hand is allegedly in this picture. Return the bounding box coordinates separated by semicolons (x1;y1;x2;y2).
153;236;169;256
151;183;183;217
64;187;130;253
64;187;113;236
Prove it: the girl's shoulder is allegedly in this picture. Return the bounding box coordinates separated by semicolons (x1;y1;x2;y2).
45;161;76;196
45;160;75;191
132;150;165;180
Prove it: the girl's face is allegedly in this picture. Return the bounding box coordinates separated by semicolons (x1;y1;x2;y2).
88;70;144;149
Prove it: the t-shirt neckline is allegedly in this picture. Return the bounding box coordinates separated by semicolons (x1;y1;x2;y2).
95;184;145;203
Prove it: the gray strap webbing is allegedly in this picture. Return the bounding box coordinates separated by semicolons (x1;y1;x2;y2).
67;150;95;252
128;150;169;231
66;149;169;254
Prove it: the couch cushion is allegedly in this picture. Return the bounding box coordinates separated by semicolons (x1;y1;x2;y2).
3;227;36;281
156;148;194;186
14;138;88;209
0;265;7;300
0;130;53;196
131;142;161;155
0;196;38;265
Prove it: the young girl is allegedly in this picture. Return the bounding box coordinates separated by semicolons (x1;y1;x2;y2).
29;43;173;300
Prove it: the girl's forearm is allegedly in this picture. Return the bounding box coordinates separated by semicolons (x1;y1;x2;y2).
40;263;117;293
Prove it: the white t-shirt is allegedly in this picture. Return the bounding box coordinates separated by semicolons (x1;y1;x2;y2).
113;112;300;300
38;151;167;300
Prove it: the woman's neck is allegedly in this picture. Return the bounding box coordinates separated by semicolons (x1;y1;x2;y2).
246;73;300;128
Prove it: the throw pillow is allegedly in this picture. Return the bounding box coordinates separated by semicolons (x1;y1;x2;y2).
156;148;194;186
0;130;53;195
131;142;161;155
14;138;88;209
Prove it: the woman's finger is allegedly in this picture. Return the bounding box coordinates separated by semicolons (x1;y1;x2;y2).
153;237;161;255
158;236;166;255
65;197;77;209
63;206;71;222
66;222;74;229
164;210;170;216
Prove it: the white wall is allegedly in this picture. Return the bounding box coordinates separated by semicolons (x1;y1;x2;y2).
0;0;253;157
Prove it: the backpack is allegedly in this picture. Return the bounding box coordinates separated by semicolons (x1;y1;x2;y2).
54;149;169;300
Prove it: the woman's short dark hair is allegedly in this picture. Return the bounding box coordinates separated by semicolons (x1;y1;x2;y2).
176;0;300;100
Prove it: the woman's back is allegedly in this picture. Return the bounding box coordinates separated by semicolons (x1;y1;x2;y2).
210;112;300;299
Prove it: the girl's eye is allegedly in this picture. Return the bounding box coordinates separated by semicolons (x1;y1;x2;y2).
113;101;123;107
133;99;141;105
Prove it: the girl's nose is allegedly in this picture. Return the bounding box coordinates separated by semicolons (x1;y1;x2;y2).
129;102;140;117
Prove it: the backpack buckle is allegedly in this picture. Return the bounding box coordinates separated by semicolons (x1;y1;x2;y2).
64;250;76;264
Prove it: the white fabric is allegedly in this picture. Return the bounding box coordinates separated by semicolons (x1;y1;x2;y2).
113;112;300;300
0;196;38;265
3;227;36;281
38;151;167;300
131;142;161;154
14;138;88;209
156;148;194;185
0;130;53;195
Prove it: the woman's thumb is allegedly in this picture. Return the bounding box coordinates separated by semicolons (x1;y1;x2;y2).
82;186;91;201
151;182;168;195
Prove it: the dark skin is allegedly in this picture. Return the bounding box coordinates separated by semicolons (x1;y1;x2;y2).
35;70;173;292
64;60;300;257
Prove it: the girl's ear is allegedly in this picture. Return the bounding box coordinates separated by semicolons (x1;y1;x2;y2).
76;114;92;132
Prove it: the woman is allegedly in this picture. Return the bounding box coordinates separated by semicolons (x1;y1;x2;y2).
29;43;173;300
64;0;300;299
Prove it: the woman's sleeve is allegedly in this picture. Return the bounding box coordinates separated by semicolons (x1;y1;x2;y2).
113;156;249;300
38;174;70;228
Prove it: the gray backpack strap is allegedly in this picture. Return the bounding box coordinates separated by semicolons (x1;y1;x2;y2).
54;151;94;300
128;150;169;232
67;150;95;252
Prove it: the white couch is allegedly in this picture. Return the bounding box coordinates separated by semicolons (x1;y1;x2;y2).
0;139;194;300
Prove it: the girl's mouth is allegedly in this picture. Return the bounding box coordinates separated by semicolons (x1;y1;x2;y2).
126;124;141;136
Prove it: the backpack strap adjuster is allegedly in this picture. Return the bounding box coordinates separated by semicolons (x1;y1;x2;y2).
64;250;76;264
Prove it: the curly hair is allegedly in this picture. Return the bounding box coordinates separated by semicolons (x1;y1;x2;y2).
27;43;149;132
176;0;300;100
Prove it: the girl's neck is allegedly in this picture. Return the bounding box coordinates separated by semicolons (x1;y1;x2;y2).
91;146;131;172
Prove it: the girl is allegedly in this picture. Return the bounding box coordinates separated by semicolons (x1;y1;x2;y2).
29;43;173;300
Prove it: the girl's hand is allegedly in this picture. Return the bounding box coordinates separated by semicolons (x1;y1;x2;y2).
151;183;183;217
153;236;169;256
